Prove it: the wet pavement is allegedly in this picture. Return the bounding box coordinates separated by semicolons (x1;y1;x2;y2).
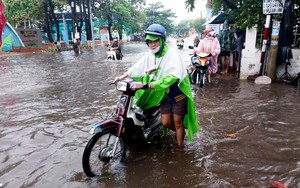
0;40;300;188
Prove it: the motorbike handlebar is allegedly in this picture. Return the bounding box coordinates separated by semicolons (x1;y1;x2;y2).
130;82;148;90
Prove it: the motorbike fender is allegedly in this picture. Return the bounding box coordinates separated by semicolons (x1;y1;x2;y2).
89;117;120;135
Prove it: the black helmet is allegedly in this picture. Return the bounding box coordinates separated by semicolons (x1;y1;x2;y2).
145;24;167;41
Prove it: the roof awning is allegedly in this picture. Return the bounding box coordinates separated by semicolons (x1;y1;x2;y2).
202;13;231;25
202;15;219;26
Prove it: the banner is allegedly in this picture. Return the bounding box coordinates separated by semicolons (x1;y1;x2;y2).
0;0;7;47
2;34;12;51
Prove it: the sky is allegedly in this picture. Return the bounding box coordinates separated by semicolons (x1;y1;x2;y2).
146;0;208;23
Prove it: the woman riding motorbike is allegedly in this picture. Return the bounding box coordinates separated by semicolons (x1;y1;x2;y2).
113;24;199;147
194;28;220;83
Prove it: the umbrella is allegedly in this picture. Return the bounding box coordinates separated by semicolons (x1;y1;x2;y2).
281;0;294;47
278;0;294;64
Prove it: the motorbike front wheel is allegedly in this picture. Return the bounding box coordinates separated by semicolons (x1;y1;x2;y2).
82;130;126;177
198;73;205;88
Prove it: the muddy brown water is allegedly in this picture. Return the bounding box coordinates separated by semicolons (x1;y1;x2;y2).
0;40;299;188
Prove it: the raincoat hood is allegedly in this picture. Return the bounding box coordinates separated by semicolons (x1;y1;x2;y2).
145;34;168;58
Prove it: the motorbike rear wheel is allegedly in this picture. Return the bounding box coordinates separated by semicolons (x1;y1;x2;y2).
82;131;126;177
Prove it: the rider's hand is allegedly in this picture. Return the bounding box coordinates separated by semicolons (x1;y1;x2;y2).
113;77;121;83
149;82;154;89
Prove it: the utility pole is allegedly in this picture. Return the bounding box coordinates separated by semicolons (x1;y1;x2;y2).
260;14;272;76
89;0;95;51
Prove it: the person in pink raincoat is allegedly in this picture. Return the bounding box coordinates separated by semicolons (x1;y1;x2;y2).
194;28;220;83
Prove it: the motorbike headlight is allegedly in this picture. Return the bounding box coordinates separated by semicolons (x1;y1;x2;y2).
116;81;127;91
199;57;206;66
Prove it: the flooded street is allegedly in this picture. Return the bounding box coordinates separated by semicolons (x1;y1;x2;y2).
1;40;300;188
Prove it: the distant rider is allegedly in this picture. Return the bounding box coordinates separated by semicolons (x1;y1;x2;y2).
109;38;123;60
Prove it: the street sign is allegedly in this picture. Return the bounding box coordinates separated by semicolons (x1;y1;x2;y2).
263;0;284;14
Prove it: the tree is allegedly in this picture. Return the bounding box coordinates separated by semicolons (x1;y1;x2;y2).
190;18;206;35
173;18;205;37
174;20;190;36
184;0;300;30
43;0;60;43
93;0;146;40
212;0;265;30
143;2;176;34
4;0;43;28
5;0;66;43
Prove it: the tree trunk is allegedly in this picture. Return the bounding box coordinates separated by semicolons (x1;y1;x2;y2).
77;0;83;37
68;0;77;41
43;0;54;43
48;0;60;42
85;0;92;41
107;13;113;41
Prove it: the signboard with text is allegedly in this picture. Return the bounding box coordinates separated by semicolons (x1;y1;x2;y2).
263;0;284;14
15;28;42;47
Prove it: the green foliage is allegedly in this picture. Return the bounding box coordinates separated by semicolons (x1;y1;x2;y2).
4;0;66;28
142;2;176;34
4;0;40;27
185;0;196;12
174;20;190;36
93;0;146;37
190;18;206;34
173;18;205;37
185;0;300;30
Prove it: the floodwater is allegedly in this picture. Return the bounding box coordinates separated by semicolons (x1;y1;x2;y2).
0;40;299;188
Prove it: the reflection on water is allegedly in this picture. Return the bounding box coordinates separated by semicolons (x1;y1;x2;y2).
0;42;299;188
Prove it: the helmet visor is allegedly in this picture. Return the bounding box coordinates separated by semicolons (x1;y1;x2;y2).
145;34;160;42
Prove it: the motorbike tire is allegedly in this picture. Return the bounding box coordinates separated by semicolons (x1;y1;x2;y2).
198;73;204;88
82;130;126;177
189;71;196;84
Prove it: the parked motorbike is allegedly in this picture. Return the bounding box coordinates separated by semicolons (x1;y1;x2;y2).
82;74;163;177
187;46;211;88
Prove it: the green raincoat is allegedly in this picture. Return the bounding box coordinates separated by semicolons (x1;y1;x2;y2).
127;35;199;141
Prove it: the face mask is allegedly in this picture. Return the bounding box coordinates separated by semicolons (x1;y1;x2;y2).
151;46;160;54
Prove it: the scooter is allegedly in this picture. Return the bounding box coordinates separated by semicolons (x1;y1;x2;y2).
82;72;163;177
106;47;123;61
176;41;184;49
187;46;211;88
73;39;81;55
176;38;184;49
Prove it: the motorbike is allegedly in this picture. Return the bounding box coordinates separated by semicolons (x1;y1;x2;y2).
82;73;163;177
106;47;123;61
73;39;81;55
176;41;184;49
187;46;211;88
